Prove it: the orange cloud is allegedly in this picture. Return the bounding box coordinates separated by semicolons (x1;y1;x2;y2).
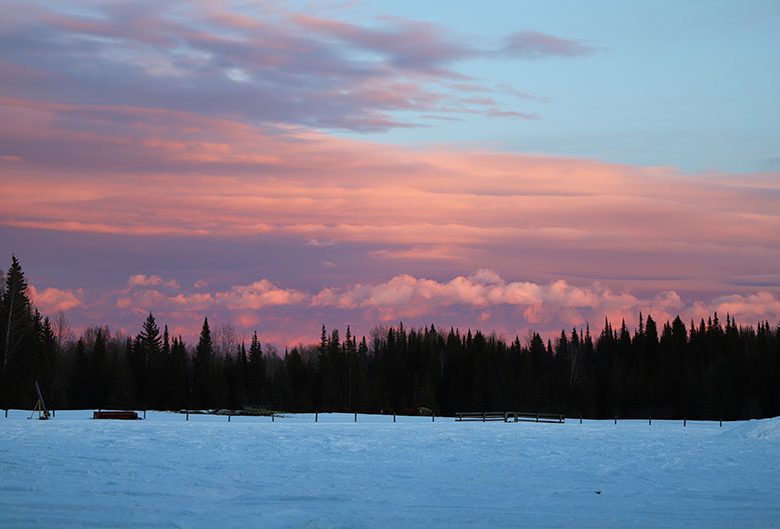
28;285;83;313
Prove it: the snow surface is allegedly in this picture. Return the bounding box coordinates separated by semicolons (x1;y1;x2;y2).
1;410;779;529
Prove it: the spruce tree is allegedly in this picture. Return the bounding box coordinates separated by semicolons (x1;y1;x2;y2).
69;339;90;408
166;335;189;410
248;331;265;405
140;313;165;409
37;316;59;407
1;255;35;407
193;317;213;408
315;325;330;410
89;329;108;408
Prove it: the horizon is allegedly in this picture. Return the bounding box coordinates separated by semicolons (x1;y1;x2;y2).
2;1;779;348
6;247;777;351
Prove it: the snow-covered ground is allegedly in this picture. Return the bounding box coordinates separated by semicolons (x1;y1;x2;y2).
1;410;779;529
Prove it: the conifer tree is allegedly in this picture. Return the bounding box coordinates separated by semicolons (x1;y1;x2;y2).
89;329;108;407
315;325;332;410
247;331;265;405
166;335;189;410
1;255;34;406
141;314;166;409
193;317;213;408
69;339;90;408
37;316;59;407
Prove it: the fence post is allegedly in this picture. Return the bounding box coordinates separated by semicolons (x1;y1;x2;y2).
143;410;146;420
482;411;486;422
4;409;7;418
684;418;687;427
719;419;723;427
579;415;582;424
354;412;357;423
432;411;435;422
272;413;275;423
614;416;617;425
186;411;189;421
228;414;231;422
393;413;396;423
315;412;318;423
649;417;652;426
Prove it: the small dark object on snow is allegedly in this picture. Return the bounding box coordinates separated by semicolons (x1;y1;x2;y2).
595;490;602;495
93;410;140;420
30;381;50;420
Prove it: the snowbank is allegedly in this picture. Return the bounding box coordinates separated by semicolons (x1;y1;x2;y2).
1;412;779;529
725;416;780;441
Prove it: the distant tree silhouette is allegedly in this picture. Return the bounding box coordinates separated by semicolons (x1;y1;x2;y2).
2;254;779;419
193;317;213;408
247;331;265;405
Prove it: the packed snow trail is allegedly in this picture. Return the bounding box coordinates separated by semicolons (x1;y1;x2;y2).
1;411;779;528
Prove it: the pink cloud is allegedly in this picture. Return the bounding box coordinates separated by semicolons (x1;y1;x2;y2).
215;280;308;310
309;271;645;324
28;285;83;313
116;276;306;313
696;292;780;324
115;289;210;311
127;274;180;289
291;13;474;74
502;31;594;59
370;245;467;261
1;1;774;348
1;97;778;300
42;267;779;346
0;1;558;129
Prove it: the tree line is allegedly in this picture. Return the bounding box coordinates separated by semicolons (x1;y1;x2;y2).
2;255;779;419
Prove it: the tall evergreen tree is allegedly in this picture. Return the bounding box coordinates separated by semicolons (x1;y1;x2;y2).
247;331;266;405
193;317;213;408
141;314;166;409
88;328;109;408
69;338;90;408
1;255;35;406
30;314;59;408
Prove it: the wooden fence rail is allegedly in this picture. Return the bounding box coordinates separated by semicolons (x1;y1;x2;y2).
456;411;565;423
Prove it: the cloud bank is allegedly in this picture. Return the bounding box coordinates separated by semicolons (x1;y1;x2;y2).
0;1;589;131
1;1;777;344
39;270;780;345
2;96;777;292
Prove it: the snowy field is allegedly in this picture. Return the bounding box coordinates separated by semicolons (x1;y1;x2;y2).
1;411;779;529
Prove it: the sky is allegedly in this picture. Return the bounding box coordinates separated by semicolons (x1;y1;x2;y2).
1;0;779;348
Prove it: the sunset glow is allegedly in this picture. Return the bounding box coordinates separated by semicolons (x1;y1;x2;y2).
2;0;778;345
